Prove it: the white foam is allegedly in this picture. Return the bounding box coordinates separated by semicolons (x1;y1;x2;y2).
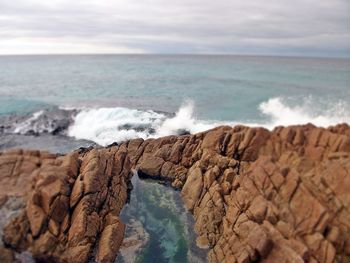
68;102;229;146
14;110;44;134
67;97;349;146
259;97;350;129
154;101;225;137
68;107;166;145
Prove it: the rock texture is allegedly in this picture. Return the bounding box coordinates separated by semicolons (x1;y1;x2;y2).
1;124;350;262
0;146;131;262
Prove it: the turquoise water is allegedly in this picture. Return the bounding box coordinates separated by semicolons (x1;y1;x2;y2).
117;175;208;263
1;55;349;121
1;55;349;147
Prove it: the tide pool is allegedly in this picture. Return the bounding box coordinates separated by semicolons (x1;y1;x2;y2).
117;174;208;263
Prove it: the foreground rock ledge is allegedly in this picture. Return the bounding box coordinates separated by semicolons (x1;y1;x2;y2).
1;124;350;263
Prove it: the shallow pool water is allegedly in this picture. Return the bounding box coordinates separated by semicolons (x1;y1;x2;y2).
116;174;208;263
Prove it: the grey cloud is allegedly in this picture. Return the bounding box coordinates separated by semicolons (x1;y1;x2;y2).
0;0;349;56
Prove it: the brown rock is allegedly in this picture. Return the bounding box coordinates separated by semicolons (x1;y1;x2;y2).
181;165;203;211
201;126;232;153
1;124;350;263
0;246;19;263
96;216;125;263
138;156;164;177
63;245;91;263
26;199;46;237
70;173;84;208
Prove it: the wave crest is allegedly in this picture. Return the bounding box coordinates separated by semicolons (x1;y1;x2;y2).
8;96;349;146
68;102;225;146
259;97;350;129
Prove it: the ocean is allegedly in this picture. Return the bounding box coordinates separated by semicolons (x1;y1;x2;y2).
1;54;350;151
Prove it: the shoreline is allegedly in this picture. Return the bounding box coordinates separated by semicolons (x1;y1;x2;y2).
2;94;350;150
1;123;350;262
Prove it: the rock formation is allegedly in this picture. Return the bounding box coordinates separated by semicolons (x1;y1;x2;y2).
1;124;350;262
0;146;131;263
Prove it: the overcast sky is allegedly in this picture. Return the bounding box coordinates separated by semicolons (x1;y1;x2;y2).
0;0;349;56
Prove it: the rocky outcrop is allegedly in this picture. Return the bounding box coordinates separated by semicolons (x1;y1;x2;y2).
0;146;131;262
1;123;350;262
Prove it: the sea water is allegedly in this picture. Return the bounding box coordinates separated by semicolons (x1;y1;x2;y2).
0;55;349;148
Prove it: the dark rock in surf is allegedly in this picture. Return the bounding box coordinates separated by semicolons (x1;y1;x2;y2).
107;142;119;148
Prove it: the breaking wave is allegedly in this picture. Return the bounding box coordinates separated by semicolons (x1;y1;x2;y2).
7;97;350;146
67;102;227;146
259;97;350;129
67;97;349;146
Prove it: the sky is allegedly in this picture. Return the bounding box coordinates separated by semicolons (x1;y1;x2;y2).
0;0;349;57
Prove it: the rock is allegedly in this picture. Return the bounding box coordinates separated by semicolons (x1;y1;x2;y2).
1;124;350;263
70;173;84;208
63;245;91;263
2;211;29;250
0;246;19;263
196;235;210;249
181;165;203;211
201;126;232;153
137;156;164;177
0;147;130;263
26;199;46;237
97;216;126;263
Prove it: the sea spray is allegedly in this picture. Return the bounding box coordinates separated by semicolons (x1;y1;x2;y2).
259;96;350;129
7;97;350;146
67;102;228;146
67;107;166;145
154;101;223;137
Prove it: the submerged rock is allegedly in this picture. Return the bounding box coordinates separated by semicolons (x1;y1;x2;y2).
117;219;150;263
0;124;350;262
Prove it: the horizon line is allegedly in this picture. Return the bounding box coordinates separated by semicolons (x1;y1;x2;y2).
0;53;349;59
